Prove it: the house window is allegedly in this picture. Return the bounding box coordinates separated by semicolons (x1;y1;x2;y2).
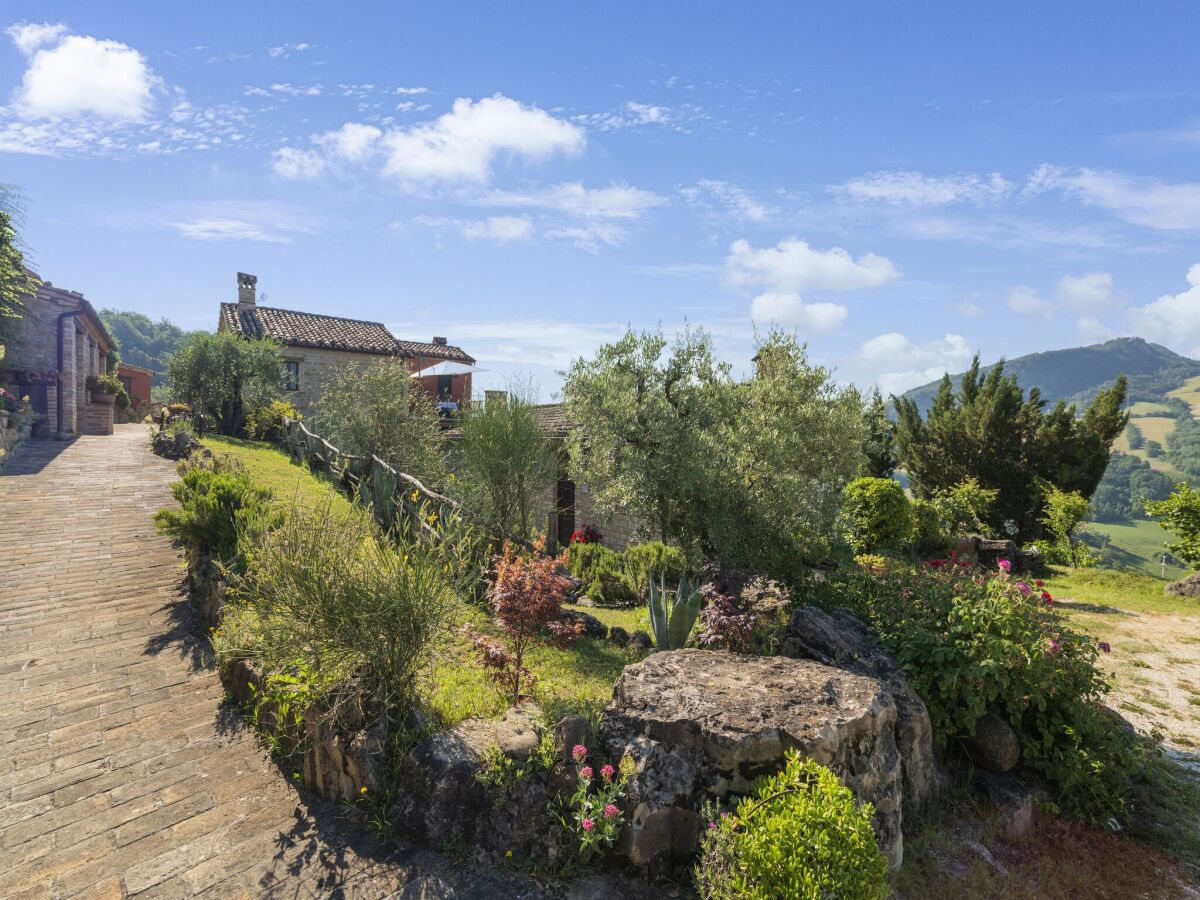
284;361;300;391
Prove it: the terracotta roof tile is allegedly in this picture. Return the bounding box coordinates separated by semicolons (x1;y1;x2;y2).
219;303;474;362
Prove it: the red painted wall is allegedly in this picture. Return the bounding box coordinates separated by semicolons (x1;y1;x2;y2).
117;364;152;405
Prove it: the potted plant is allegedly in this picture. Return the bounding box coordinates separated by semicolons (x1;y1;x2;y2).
86;373;122;405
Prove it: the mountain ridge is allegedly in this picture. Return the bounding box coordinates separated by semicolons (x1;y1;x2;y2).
899;337;1200;412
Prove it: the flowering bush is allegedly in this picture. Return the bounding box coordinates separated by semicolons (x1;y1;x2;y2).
695;750;887;900
800;559;1148;822
470;541;577;703
563;743;636;860
245;399;300;442
569;524;603;544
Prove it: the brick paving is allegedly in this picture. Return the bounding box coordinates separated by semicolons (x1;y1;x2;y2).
0;427;542;900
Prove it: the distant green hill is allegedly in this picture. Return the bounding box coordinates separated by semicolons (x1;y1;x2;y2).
100;309;192;386
900;337;1200;412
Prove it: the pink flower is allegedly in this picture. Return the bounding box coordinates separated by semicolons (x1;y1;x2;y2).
572;744;587;762
603;803;619;818
582;818;595;832
580;766;593;781
600;764;615;782
1015;580;1032;596
708;821;718;830
1046;638;1060;655
1099;641;1111;654
1041;591;1053;606
1034;580;1045;587
997;559;1012;573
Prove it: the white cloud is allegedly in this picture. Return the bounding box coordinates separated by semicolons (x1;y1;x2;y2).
10;32;159;121
1129;263;1200;354
858;332;974;396
1006;285;1053;317
726;237;900;292
267;42;313;58
1077;317;1114;343
271;146;325;179
574;100;703;133
381;94;584;183
749;292;847;333
681;179;771;223
1056;272;1116;311
484;182;666;219
1028;164;1200;230
394;86;429;96
461;216;534;242
444;320;626;368
5;22;68;55
314;122;381;162
831;170;1012;205
544;222;628;253
171;218;294;243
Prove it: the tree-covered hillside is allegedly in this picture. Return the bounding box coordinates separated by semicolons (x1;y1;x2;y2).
901;338;1200;412
100;309;191;386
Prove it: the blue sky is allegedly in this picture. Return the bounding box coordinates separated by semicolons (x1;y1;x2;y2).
3;2;1200;397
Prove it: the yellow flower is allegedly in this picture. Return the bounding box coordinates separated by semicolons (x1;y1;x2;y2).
360;786;368;794
448;472;456;480
505;850;512;858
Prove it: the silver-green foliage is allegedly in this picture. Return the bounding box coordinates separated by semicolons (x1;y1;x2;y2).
647;572;702;651
563;327;866;582
315;358;445;487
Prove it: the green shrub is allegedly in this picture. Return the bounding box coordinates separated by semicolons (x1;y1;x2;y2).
245;399;300;442
1145;483;1200;569
800;563;1150;822
566;541;621;584
909;498;950;557
588;568;638;607
154;456;274;562
695;750;887;900
930;476;998;538
624;541;686;594
237;503;458;708
86;373;122;395
840;477;912;554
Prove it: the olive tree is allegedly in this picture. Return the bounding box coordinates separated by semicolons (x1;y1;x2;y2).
164;332;283;436
314;358;445;487
563;326;866;581
456;384;557;540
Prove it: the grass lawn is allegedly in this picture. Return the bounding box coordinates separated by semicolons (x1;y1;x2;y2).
1168;374;1200;417
1043;566;1197;616
1128;401;1173;415
1087;518;1189;580
201;435;355;518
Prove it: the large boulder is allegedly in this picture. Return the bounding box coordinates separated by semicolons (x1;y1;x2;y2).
1165;572;1200;599
599;650;903;872
961;710;1020;774
780;605;944;812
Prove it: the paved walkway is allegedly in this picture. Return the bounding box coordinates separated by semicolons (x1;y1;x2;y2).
0;427;539;900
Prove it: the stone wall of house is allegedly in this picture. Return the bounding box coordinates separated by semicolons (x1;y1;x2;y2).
82;400;113;436
534;482;652;553
281;347;396;417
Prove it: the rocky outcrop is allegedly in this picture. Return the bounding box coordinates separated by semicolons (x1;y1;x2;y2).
559;608;608;639
780;605;943;811
953;536;1027;572
304;713;388;802
1165;572;1200;599
390;703;565;861
188;552;227;630
599;650;904;872
151;429;204;460
962;711;1020;773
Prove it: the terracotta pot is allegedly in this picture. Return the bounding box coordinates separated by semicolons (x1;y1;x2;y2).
90;392;117;405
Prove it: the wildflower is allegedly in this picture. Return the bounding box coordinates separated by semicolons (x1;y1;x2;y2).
619;755;637;779
997;559;1012;573
505;850;512;858
448;472;456;480
603;803;619;818
572;744;587;763
1046;638;1060;655
1034;579;1045;587
708;821;718;830
1099;641;1111;654
1041;591;1053;605
928;559;946;569
360;786;368;794
582;818;595;832
579;765;593;782
600;764;615;782
1015;580;1032;596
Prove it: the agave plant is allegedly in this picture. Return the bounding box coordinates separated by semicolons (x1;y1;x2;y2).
647;572;703;651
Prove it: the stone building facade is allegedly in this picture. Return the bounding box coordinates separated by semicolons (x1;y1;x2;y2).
217;273;475;418
2;276;116;438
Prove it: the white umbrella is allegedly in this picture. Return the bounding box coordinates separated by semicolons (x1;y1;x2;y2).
411;361;483;377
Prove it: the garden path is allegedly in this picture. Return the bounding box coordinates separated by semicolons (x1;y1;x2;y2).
0;426;543;899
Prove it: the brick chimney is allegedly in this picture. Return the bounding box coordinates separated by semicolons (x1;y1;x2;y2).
432;336;447;345
237;272;257;309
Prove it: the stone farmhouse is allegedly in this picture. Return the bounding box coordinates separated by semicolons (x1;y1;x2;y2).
2;273;118;438
217;273;475;417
